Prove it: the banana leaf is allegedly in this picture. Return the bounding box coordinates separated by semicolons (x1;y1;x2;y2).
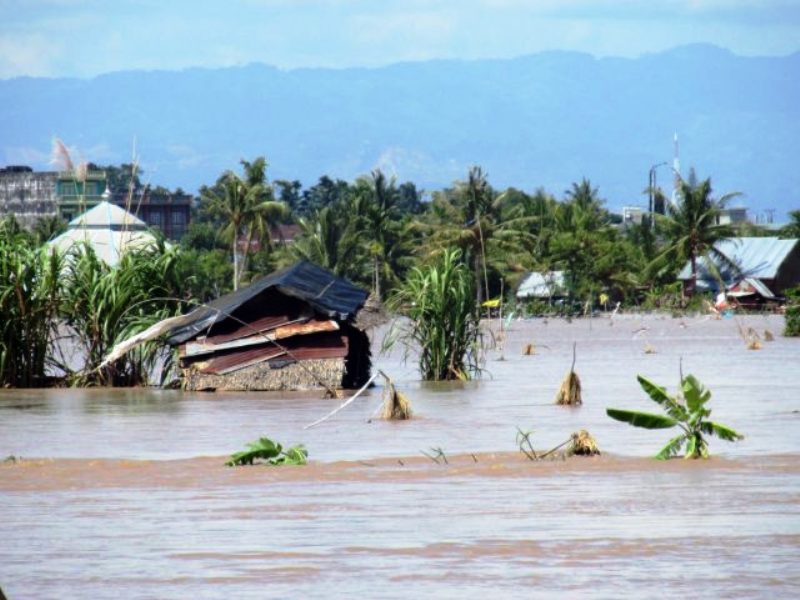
655;433;688;460
225;437;282;466
636;375;688;421
606;408;677;429
681;375;711;415
271;445;308;466
700;421;744;441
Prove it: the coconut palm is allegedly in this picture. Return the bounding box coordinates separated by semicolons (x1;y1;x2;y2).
655;171;739;295
425;166;535;305
202;158;287;290
291;200;370;286
356;169;402;301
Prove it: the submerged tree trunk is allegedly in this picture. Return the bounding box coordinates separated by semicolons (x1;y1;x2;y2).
232;237;240;291
373;254;381;302
473;252;483;307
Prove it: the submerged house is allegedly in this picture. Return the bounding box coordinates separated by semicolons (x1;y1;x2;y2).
677;237;800;305
165;261;373;392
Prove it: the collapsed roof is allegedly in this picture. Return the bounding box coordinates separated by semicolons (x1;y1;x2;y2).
167;260;369;345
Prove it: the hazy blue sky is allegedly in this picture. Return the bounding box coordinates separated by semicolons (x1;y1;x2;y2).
1;0;799;78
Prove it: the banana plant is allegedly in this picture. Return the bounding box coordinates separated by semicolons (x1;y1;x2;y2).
606;374;743;459
225;437;308;467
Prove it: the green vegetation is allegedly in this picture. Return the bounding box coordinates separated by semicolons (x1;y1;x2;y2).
386;248;480;381
652;171;740;294
606;374;743;459
0;223;64;387
0;218;184;387
62;241;184;386
200;158;287;290
784;286;800;336
2;150;783;388
225;437;308;467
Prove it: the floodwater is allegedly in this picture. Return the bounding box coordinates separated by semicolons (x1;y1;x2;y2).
1;314;799;598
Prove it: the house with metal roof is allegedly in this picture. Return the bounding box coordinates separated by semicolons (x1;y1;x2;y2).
165;261;374;392
677;237;800;301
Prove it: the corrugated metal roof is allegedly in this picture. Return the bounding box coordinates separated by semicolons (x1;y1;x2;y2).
516;271;566;299
677;237;798;283
727;278;775;299
167;261;368;344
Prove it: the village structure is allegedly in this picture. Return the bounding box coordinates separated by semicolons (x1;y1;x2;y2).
47;201;164;266
0;165;191;239
677;237;800;308
162;260;376;392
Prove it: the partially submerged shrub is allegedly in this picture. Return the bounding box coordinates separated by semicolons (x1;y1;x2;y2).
61;241;183;386
606;374;743;459
385;248;480;381
225;437;308;467
0;233;64;387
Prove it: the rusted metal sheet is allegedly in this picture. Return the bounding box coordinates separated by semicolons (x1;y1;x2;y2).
187;333;348;375
204;314;297;344
184;319;340;358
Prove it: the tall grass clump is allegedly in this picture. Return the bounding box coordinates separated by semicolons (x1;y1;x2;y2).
385;248;479;380
61;240;184;386
0;224;65;387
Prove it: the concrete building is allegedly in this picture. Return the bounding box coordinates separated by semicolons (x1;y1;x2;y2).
0;166;58;228
0;165;191;239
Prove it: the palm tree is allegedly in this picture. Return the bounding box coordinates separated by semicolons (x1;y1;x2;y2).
655;170;739;295
780;210;800;239
425;166;534;306
291;201;369;286
202;158;286;290
357;169;402;301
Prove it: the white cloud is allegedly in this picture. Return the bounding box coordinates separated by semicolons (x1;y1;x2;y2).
0;33;63;78
1;0;798;78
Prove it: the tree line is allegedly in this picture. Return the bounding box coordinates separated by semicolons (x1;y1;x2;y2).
184;156;799;309
2;155;798;387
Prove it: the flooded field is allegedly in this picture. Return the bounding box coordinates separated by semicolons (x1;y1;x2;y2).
1;314;799;598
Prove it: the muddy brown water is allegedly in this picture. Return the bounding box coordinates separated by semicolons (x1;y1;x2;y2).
1;314;799;598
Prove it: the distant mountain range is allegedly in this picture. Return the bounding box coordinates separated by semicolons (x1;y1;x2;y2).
1;44;798;220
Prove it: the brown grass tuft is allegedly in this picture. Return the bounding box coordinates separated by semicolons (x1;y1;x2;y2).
567;430;600;456
381;376;412;420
